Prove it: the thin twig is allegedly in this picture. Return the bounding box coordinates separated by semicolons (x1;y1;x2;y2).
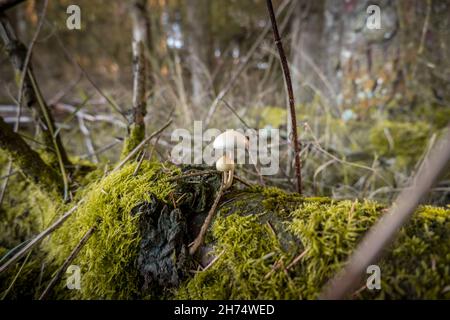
189;184;225;255
39;226;96;300
0;203;81;274
220;98;253;130
112;119;172;173
266;0;302;194
132;150;146;176
203;0;291;127
1;251;32;299
286;248;309;270
77;114;99;163
28;69;69;200
0;170;18;181
202;249;225;272
80;140;119;160
233;174;253;187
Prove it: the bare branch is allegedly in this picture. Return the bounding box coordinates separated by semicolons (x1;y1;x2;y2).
189;184;225;255
113;119;173;173
0;201;81;274
203;0;291;127
266;0;302;194
39;226;96;300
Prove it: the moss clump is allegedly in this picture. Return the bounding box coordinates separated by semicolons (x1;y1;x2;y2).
370;120;432;167
176;188;450;299
45;161;179;299
120;124;145;160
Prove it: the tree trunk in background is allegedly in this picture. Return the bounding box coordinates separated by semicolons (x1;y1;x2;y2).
290;0;325;105
122;0;151;158
186;0;210;109
321;0;401;115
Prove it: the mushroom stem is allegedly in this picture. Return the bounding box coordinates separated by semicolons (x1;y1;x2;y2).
224;167;234;189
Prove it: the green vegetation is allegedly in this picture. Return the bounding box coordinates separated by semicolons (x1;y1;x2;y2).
177;188;450;300
370;121;432;167
45;161;178;299
1;160;449;300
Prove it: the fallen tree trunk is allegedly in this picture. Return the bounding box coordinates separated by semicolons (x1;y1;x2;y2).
1;161;448;300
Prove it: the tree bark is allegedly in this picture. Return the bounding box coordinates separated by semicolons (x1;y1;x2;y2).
322;0;400;113
0;116;61;195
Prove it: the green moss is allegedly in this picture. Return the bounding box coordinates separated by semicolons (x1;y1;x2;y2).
0;159;62;299
176;189;450;300
1;153;448;300
120;124;145;160
370;121;432;167
45;161;178;299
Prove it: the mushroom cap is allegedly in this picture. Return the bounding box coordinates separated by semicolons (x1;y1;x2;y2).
215;155;235;172
213;130;248;150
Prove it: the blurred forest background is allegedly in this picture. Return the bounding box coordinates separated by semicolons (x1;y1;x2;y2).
1;0;449;205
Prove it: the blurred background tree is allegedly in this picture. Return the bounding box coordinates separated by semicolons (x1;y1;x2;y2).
0;0;449;204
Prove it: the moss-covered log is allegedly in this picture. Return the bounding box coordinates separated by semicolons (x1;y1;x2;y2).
0;116;61;196
1;162;449;299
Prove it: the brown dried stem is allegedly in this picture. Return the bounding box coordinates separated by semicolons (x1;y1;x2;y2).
265;0;302;194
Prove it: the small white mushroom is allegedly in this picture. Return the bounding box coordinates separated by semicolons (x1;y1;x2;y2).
213;130;248;150
215;154;235;189
213;130;249;189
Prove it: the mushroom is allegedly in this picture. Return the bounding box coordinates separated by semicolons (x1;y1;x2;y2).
213;130;248;189
216;154;235;189
213;129;249;150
